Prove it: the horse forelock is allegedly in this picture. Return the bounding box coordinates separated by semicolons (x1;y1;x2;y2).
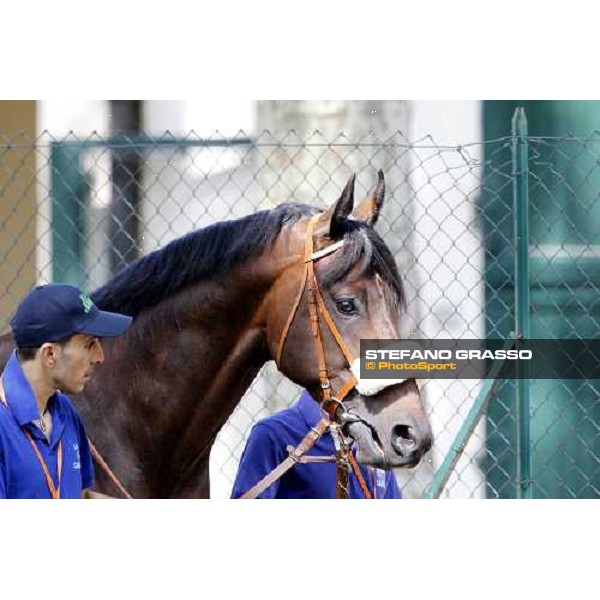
320;220;405;308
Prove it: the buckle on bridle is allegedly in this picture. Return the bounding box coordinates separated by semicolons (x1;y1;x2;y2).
321;396;345;421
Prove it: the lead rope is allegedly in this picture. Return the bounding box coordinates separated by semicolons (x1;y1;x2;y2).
329;423;350;499
88;439;133;499
240;417;331;499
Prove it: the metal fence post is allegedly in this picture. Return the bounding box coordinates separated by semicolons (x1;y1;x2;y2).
512;107;533;498
424;339;516;499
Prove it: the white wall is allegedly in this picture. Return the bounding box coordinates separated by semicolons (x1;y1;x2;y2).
36;101;111;287
144;100;255;136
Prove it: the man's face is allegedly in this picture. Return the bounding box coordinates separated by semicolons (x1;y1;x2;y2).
50;333;105;395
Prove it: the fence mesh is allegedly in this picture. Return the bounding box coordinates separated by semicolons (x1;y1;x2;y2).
1;130;599;498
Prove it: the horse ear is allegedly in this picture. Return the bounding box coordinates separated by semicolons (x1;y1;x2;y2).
322;173;355;239
352;169;385;227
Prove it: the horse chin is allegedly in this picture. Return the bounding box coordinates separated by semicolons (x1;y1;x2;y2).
346;419;421;469
346;421;387;468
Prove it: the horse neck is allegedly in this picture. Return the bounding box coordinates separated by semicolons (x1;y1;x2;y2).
102;249;295;496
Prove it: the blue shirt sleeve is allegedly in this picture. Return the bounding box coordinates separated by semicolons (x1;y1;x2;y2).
231;422;287;499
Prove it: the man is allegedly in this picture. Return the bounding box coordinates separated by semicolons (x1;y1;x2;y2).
231;389;402;499
0;283;132;499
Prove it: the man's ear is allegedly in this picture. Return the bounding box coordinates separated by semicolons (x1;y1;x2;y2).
352;169;385;227
316;173;355;240
39;343;58;367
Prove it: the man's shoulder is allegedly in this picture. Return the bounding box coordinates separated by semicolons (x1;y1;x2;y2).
0;404;12;429
0;387;15;427
250;405;304;438
261;404;303;426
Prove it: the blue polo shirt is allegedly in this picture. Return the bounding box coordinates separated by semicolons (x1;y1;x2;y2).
0;350;94;499
231;390;402;499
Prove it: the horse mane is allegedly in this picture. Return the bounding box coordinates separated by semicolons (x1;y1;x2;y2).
92;203;405;316
93;203;318;315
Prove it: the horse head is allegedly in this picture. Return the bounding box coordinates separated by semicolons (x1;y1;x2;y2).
264;171;433;469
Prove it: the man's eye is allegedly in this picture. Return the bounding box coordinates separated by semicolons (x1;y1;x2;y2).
336;299;357;315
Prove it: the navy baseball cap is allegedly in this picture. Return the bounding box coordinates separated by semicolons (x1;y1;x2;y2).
10;284;132;347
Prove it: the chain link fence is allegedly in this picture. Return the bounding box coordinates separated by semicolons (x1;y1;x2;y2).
1;129;599;498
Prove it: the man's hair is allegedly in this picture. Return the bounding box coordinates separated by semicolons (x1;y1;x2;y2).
17;334;75;362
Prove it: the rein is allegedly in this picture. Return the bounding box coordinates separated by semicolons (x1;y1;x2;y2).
88;439;133;499
243;214;372;499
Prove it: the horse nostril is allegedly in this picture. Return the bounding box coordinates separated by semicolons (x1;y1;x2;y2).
392;424;417;455
421;431;434;455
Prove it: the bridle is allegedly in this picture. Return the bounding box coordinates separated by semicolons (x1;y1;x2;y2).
275;213;360;413
242;213;375;499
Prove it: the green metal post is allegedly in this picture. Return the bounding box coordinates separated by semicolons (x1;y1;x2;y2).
425;339;516;499
512;107;533;499
51;143;87;286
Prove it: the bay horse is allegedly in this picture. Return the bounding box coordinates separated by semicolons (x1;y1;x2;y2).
0;172;433;498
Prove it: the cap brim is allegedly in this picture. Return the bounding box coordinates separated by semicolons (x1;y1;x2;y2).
79;309;132;338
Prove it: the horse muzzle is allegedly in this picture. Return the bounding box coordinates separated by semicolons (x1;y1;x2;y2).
341;381;434;469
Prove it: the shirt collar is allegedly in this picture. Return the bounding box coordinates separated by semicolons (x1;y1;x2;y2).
1;350;57;427
295;389;327;428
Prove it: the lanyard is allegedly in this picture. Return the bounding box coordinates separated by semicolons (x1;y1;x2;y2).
0;377;63;499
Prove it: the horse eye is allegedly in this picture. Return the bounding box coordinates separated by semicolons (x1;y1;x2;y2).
336;299;357;315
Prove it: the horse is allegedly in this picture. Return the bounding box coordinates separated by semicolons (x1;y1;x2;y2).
0;171;433;498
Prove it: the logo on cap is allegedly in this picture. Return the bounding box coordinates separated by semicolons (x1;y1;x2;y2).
79;293;95;314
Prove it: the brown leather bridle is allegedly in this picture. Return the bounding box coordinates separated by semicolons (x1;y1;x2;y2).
276;214;360;410
241;214;373;499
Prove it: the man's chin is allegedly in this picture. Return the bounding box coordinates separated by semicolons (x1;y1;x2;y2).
58;383;85;396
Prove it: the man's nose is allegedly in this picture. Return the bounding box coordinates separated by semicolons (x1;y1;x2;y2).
94;343;105;365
